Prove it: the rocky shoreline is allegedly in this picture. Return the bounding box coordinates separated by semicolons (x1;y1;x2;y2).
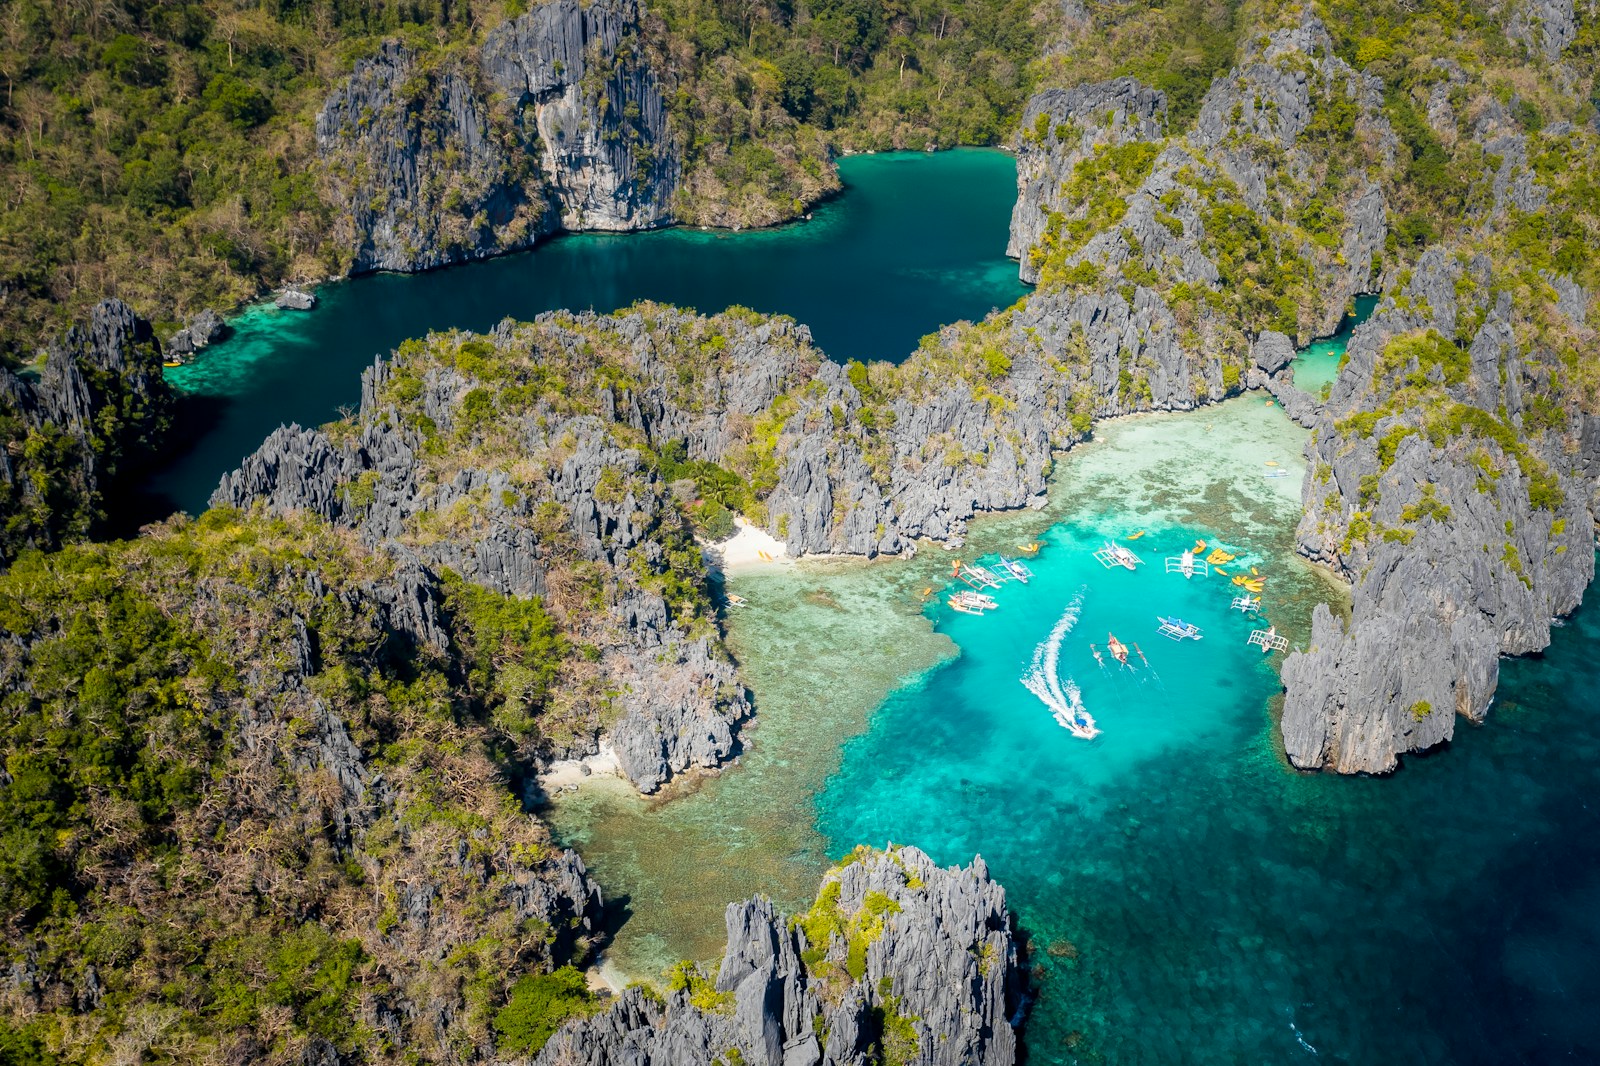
536;846;1021;1066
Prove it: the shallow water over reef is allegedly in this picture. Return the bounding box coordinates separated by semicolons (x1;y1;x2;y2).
138;150;1026;522
555;391;1600;1064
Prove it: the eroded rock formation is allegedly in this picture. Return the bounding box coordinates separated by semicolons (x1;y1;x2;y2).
536;847;1020;1066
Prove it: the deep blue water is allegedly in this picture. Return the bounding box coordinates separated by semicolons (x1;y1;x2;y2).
138;150;1026;521
817;518;1600;1064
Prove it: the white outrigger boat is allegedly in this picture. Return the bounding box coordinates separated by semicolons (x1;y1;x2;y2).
1156;616;1203;641
1164;549;1210;579
1230;594;1261;613
1093;541;1143;571
996;556;1033;583
957;562;1003;589
1247;625;1289;653
948;590;998;615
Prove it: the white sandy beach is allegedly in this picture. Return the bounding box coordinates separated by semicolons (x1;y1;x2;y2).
711;517;790;573
539;744;622;791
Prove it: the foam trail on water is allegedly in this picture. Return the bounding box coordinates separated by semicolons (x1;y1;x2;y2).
1021;587;1094;734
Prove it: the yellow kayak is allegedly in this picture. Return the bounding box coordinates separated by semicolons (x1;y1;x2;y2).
1128;530;1146;540
1214;567;1230;577
1250;566;1260;576
1232;574;1249;586
1242;578;1266;593
1206;548;1235;565
1192;539;1207;554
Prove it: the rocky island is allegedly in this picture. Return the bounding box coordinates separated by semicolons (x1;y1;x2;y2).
2;0;1599;1060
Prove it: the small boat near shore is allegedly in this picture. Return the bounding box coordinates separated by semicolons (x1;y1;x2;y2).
996;556;1033;582
1248;625;1289;654
1093;541;1143;571
948;590;998;615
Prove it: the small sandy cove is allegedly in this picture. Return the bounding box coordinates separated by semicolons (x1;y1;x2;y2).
711;516;790;573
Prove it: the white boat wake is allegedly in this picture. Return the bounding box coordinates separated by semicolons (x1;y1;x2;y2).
1022;588;1099;739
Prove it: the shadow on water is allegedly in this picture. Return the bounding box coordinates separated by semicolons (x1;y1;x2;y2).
103;390;233;537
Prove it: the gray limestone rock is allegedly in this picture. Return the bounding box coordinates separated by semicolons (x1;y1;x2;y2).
317;0;676;275
276;289;318;311
1007;77;1168;282
315;40;551;274
1281;250;1596;773
536;848;1019;1066
1506;0;1577;61
0;299;172;559
482;0;678;232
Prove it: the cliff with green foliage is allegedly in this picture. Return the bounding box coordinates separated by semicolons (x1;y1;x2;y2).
0;0;1051;358
0;509;607;1065
537;845;1019;1066
0;300;172;565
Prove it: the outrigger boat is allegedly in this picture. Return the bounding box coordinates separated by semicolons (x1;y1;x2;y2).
1156;616;1203;641
1165;549;1209;579
948;590;998;615
1106;633;1130;665
954;561;1002;590
727;593;749;608
1247;625;1289;654
996;556;1033;583
1093;541;1143;571
1230;594;1262;612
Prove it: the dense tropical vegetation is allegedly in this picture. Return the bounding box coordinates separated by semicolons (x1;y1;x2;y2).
0;0;1052;358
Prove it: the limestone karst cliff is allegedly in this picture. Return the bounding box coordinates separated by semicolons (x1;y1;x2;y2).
0;300;172;563
536;846;1020;1066
317;0;677;275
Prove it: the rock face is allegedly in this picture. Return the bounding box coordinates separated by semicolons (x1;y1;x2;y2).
166;307;227;356
482;0;677;232
1281;247;1597;773
1007;77;1168;282
213;324;754;795
276;288;317;310
0;299;172;562
1506;0;1577;61
315;41;552;274
1008;15;1390;340
317;0;676;275
536;847;1020;1066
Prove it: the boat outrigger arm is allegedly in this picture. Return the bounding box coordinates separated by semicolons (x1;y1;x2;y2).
1093;542;1144;570
1157;616;1203;640
1247;627;1289;653
1165;551;1211;579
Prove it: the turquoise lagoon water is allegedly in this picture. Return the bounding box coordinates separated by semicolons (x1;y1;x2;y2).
554;392;1600;1065
819;563;1600;1064
1290;293;1380;396
135;149;1026;522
